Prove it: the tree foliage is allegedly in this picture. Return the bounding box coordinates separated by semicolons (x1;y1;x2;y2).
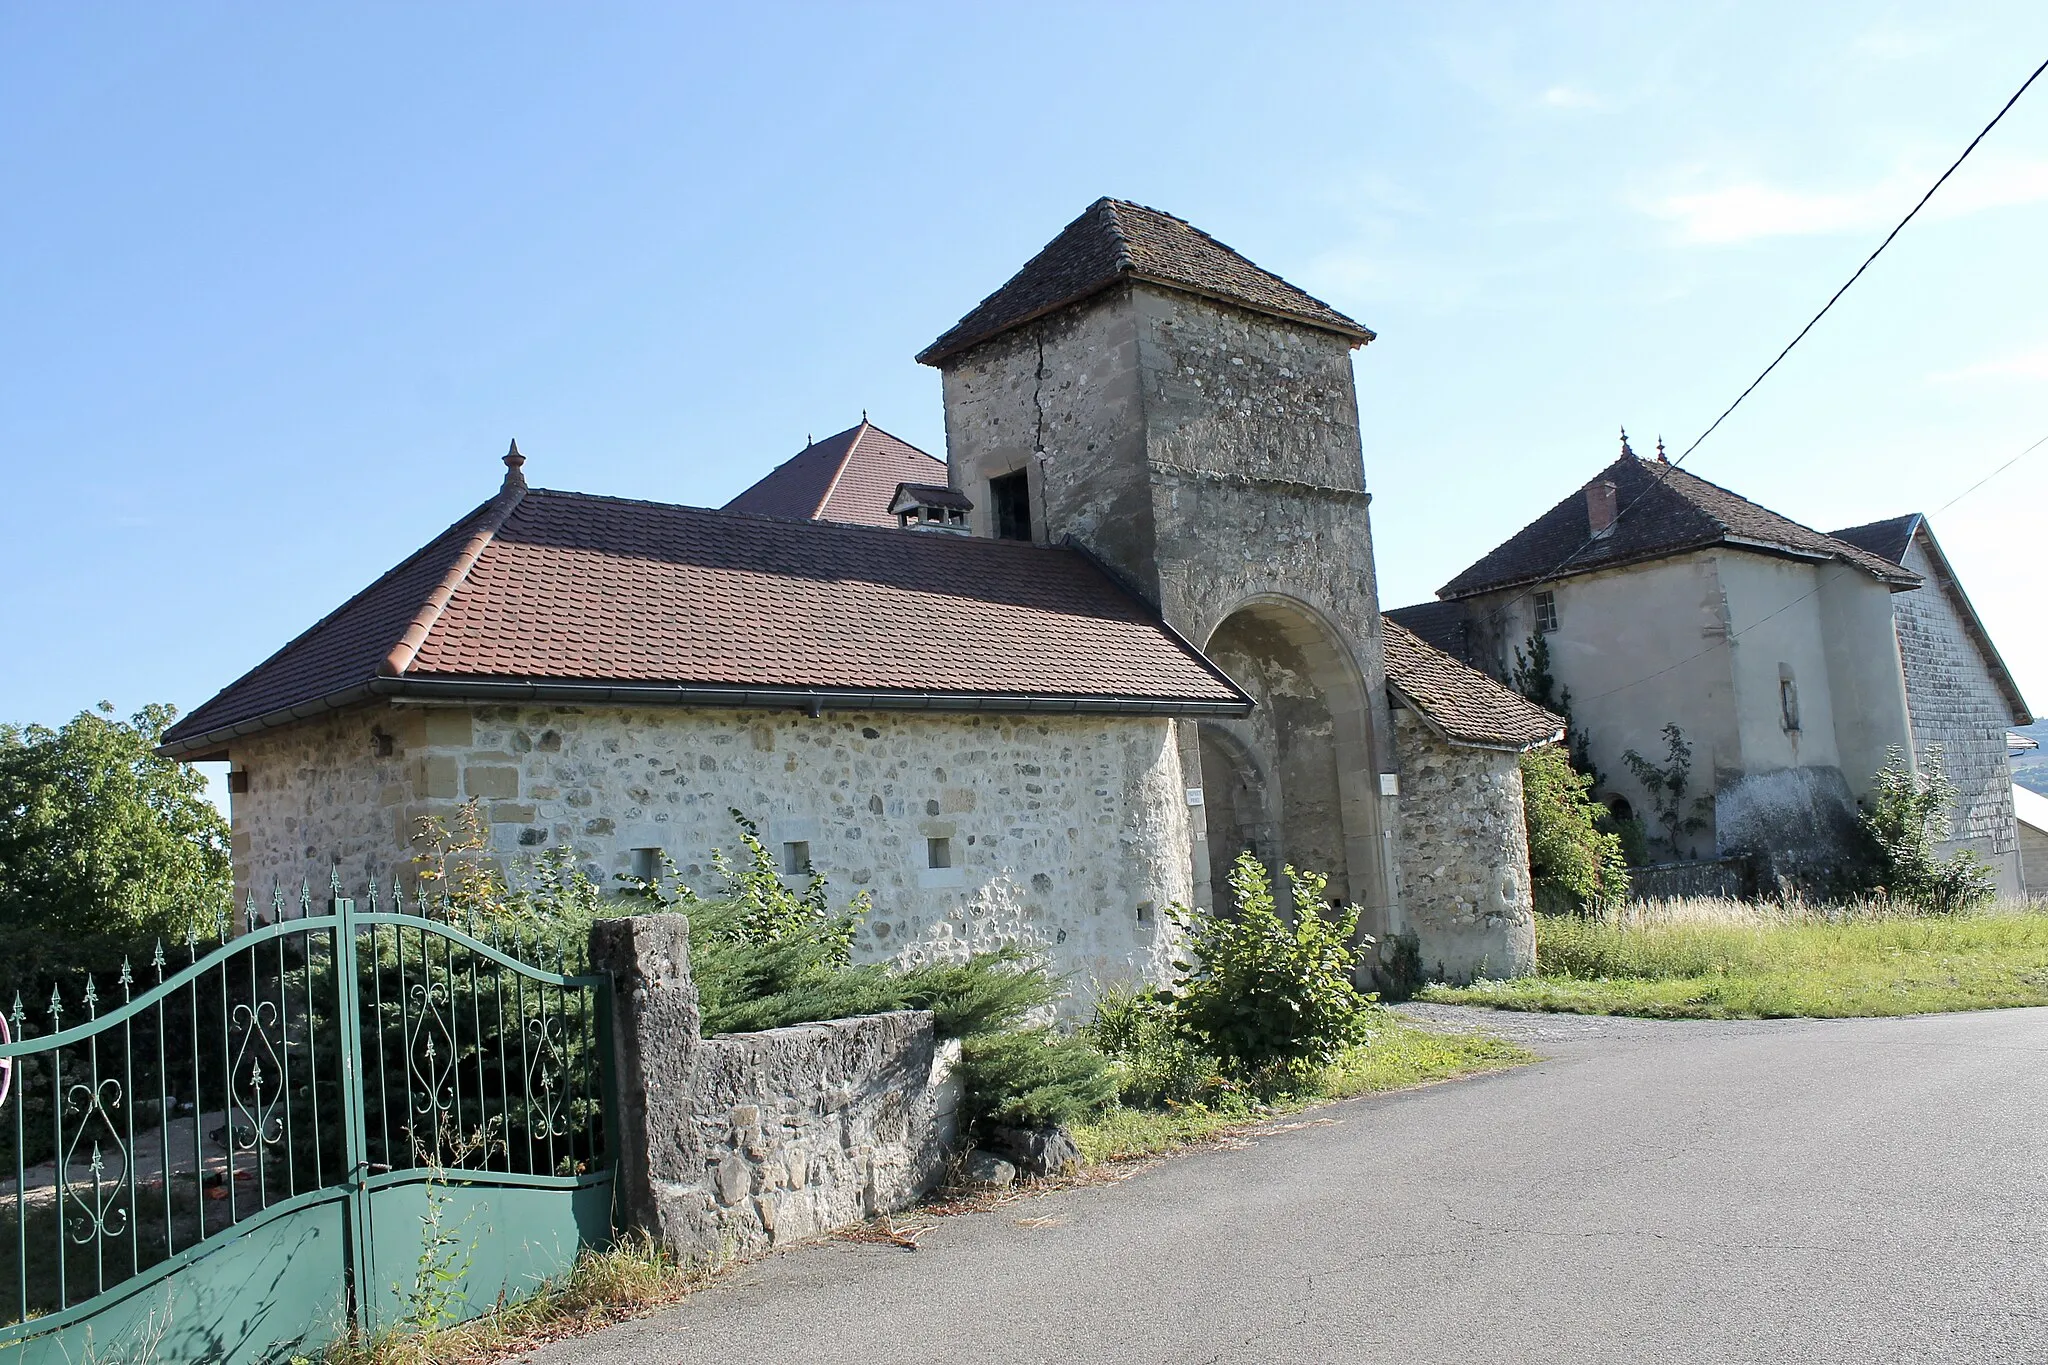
1520;743;1630;914
0;702;230;941
1512;631;1600;782
1170;853;1372;1082
1622;723;1714;860
1858;746;1997;914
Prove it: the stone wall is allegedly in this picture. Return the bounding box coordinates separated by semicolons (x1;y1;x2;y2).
1893;536;2024;896
225;702;1193;1004
1389;707;1535;981
590;915;957;1270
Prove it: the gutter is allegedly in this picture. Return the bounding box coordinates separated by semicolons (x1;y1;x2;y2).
155;676;1254;760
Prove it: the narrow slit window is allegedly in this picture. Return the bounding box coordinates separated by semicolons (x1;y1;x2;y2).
630;847;662;887
782;841;811;876
1779;665;1801;732
927;836;953;870
989;470;1031;542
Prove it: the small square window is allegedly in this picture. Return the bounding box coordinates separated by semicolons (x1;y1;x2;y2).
927;836;953;870
782;841;811;876
630;847;662;886
1534;590;1559;634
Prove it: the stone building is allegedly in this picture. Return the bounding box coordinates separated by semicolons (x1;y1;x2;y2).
1392;442;2030;894
160;198;1559;989
1831;513;2032;895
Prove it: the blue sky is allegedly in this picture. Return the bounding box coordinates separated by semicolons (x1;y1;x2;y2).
5;3;2046;771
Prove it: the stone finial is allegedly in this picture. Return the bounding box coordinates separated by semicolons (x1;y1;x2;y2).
502;439;527;492
1619;425;1634;458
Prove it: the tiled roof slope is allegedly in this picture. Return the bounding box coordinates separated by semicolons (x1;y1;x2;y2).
1440;454;1920;600
1828;513;1922;566
161;482;1248;755
917;198;1374;365
724;420;947;527
1382;621;1564;751
1381;600;1480;668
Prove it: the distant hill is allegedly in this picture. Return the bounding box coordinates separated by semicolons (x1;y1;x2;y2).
2013;719;2048;797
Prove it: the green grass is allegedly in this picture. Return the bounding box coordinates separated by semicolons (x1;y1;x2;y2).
1422;901;2048;1019
1071;1013;1533;1163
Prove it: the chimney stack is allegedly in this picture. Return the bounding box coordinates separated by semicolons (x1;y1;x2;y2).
1586;479;1619;537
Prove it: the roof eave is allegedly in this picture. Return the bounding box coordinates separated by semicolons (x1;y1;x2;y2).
917;273;1375;368
1385;681;1565;753
155;676;1253;758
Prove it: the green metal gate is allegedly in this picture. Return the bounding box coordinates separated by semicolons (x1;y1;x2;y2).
0;878;615;1363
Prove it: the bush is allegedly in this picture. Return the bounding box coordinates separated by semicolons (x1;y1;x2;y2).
1170;853;1372;1084
957;1028;1118;1130
1082;982;1228;1109
1858;747;1997;914
1520;744;1629;914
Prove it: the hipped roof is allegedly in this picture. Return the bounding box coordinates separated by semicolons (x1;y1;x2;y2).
722;420;946;527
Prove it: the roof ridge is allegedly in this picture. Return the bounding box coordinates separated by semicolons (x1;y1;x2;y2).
381;481;528;677
810;421;865;519
1098;198;1138;273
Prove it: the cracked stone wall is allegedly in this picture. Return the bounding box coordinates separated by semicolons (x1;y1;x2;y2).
1389;707;1535;981
225;701;1193;1003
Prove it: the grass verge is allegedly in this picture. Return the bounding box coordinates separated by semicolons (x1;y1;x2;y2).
1072;1011;1533;1163
1422;900;2048;1019
320;1233;702;1365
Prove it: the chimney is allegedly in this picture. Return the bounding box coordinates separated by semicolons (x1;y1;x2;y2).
1586;479;1619;537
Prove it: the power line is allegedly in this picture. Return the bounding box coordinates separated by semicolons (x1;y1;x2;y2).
1473;53;2048;627
1578;425;2048;706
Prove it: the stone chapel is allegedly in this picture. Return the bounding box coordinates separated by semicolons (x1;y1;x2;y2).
159;198;1561;993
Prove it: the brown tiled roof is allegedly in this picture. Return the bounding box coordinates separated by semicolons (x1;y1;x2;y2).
1439;454;1920;600
917;198;1374;366
160;478;1250;756
1381;621;1563;752
723;420;947;527
890;482;974;513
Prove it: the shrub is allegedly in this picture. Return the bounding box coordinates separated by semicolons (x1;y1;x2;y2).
1859;747;1997;914
957;1028;1118;1130
1082;982;1227;1109
1520;744;1629;914
1170;853;1372;1084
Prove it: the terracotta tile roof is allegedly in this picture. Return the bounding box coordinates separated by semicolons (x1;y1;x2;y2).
1381;621;1564;752
160;478;1249;756
917;198;1374;366
1439;454;1920;600
723;420;947;527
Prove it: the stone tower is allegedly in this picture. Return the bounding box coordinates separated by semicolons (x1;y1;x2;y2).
919;198;1400;931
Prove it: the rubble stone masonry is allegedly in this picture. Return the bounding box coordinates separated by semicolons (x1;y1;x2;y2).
227;701;1194;1000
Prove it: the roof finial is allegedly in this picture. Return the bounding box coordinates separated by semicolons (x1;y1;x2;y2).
1619;425;1634;458
1656;435;1668;463
861;409;868;424
502;439;527;492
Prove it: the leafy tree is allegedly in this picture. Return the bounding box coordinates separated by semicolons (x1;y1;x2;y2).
1622;723;1713;860
1520;744;1629;914
0;702;230;941
1859;746;1996;914
1170;853;1372;1085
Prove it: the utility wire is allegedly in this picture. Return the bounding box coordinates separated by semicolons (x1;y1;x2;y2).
1578;425;2048;706
1472;53;2048;627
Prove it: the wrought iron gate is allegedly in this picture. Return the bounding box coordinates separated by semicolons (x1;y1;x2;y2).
0;879;615;1363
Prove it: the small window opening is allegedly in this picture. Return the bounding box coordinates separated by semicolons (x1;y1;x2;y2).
927;836;953;870
630;847;662;887
1533;590;1559;634
1779;666;1801;733
989;470;1031;541
1136;901;1154;924
1605;796;1635;823
371;729;395;757
782;841;811;876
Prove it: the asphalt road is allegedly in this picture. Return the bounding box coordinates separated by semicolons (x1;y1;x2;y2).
529;1005;2048;1364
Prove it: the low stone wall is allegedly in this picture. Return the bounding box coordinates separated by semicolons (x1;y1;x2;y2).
590;914;959;1269
1627;857;1752;902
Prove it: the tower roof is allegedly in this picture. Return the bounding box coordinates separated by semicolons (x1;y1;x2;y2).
724;420;946;527
917;198;1374;366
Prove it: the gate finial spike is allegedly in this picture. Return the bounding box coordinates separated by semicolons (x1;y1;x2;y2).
152;939;166;983
303;877;315;918
49;983;63;1021
368;876;380;914
119;958;133;1001
10;992;23;1029
330;864;343;900
83;974;98;1019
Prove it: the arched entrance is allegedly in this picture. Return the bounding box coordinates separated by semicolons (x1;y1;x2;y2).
1196;598;1383;918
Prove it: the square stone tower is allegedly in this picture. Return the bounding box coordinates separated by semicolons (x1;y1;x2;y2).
919;199;1400;928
